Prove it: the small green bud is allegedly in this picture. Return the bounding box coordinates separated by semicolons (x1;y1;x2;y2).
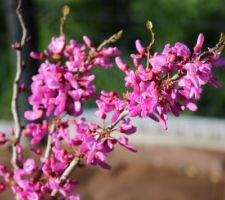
63;5;70;16
146;20;153;30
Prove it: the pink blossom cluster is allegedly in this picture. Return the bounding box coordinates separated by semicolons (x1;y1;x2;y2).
115;34;221;128
0;159;79;200
25;35;119;121
0;32;224;200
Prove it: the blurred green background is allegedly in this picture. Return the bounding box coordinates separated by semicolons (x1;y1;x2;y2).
0;0;225;119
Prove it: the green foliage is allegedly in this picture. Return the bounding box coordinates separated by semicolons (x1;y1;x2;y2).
0;1;13;119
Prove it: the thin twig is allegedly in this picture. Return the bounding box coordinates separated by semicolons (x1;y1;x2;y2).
146;20;155;69
107;109;128;131
50;158;78;197
97;30;123;51
34;135;52;181
11;0;28;169
60;5;70;37
198;32;225;60
35;118;60;181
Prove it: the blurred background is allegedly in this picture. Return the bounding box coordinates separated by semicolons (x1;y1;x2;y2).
0;0;225;200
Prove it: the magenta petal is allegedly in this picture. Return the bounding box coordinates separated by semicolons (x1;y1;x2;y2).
69;89;83;101
23;159;36;174
24;110;43;121
46;75;60;89
111;111;120;123
96;152;105;162
194;33;204;53
83;35;92;47
74;101;82;113
95;110;106;119
175;42;191;58
149;55;167;68
115;57;128;72
30;51;44;60
148;113;159;122
118;136;137;152
97;161;112;170
186;102;198;111
170;104;180;117
69;195;80;200
54;93;67;116
64;73;79;89
185;63;198;74
48;36;65;54
135;40;145;55
107;139;116;150
129;106;141;117
87;151;95;164
160;119;168;130
118;120;136;135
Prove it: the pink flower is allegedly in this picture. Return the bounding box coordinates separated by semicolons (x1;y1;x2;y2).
149;55;167;73
83;35;92;47
194;33;204;53
135;40;145;55
30;51;44;60
115;57;129;72
24;121;48;145
118;136;137;152
48;36;65;54
0;132;7;145
174;42;190;58
23;159;37;175
3;31;223;200
24;109;44;121
117;119;136;135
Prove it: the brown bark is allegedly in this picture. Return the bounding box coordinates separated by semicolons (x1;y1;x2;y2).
3;0;39;121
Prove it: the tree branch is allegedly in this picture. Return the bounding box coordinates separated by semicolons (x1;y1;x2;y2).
50;158;78;197
107;109;128;131
146;20;155;69
97;30;123;51
11;0;28;169
34;135;52;181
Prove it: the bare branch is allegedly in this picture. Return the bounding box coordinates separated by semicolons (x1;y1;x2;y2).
60;5;70;36
198;32;225;60
34;135;52;181
50;158;78;197
146;20;155;69
107;109;128;131
11;0;28;169
35;118;60;181
97;30;123;51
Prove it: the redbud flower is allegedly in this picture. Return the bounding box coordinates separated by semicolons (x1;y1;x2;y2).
48;36;65;54
194;33;204;53
0;132;7;145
